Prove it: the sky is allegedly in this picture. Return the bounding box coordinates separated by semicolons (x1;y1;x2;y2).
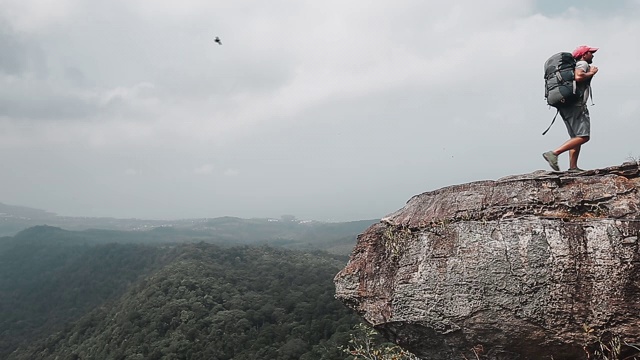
1;0;639;222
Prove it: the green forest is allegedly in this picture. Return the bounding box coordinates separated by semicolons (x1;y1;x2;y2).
0;224;399;360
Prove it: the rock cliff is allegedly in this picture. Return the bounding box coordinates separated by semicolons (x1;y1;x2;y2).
335;162;640;360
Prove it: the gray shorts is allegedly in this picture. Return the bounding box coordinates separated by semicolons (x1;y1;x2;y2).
559;102;590;138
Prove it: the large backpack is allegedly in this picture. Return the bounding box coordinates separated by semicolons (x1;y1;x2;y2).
542;52;578;135
544;52;578;107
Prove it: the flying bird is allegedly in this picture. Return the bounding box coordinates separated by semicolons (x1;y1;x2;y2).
214;36;222;45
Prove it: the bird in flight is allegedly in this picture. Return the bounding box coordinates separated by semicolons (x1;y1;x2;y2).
214;36;222;45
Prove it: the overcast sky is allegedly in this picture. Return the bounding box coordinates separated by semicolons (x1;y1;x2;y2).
1;0;639;221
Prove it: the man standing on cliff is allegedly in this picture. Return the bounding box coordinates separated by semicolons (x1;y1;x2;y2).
543;45;599;172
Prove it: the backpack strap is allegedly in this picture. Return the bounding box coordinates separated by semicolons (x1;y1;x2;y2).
542;109;560;135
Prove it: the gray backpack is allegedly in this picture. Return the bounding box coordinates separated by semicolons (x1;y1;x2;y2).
542;52;577;134
544;52;579;107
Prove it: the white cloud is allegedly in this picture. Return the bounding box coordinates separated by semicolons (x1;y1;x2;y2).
194;164;214;175
99;82;157;107
0;0;79;33
223;169;239;177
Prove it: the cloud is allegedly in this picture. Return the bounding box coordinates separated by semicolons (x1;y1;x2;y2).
0;0;78;33
194;164;214;175
0;27;30;75
223;169;239;177
1;0;639;220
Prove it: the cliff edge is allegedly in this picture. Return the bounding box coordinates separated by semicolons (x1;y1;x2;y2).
335;162;640;359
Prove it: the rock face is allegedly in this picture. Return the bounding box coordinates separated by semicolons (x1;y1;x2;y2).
335;163;640;360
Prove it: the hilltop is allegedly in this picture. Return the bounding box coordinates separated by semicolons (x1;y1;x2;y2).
1;226;361;359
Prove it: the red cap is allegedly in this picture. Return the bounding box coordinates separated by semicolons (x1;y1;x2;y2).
572;45;598;59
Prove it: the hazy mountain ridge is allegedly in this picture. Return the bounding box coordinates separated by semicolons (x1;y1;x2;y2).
0;203;375;255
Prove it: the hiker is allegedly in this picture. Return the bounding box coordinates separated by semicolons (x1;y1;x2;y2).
542;45;599;172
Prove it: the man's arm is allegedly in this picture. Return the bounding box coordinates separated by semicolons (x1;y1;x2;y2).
575;65;598;82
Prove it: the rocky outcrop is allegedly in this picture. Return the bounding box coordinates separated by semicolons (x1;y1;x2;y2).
335;162;640;360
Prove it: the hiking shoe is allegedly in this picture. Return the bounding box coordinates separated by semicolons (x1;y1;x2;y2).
567;167;585;173
542;151;559;171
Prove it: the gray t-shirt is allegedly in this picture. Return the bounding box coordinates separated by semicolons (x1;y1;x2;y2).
576;60;591;104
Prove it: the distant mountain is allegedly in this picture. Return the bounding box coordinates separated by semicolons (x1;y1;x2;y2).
0;202;174;236
0;203;377;255
0;203;58;236
0;207;377;257
1;229;360;360
0;202;56;219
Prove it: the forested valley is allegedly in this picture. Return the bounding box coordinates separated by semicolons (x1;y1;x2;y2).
0;223;377;359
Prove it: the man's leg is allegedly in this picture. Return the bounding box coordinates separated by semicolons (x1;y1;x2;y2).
554;136;589;168
554;136;589;155
569;145;581;169
543;103;589;171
